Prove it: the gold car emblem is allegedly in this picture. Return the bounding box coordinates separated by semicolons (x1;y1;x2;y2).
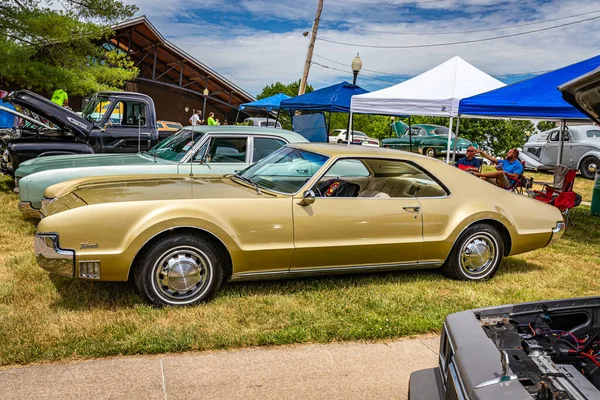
80;243;99;249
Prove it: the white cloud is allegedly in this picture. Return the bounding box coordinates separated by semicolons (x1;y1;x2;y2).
127;0;600;95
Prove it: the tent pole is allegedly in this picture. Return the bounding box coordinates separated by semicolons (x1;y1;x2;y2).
274;109;280;128
452;116;461;163
446;117;454;163
327;112;331;134
347;112;353;146
235;109;240;124
557;120;565;166
265;109;269;128
408;116;412;153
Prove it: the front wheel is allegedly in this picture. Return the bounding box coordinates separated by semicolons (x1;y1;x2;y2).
134;234;224;306
580;156;599;180
442;223;504;281
424;148;437;158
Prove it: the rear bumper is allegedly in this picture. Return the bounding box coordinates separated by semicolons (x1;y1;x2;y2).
34;233;75;277
409;368;444;400
18;201;41;219
547;221;566;246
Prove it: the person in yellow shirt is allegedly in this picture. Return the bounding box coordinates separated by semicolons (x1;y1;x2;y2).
51;89;69;107
207;112;219;126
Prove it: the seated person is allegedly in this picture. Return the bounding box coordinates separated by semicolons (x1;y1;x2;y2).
472;148;523;189
454;146;481;172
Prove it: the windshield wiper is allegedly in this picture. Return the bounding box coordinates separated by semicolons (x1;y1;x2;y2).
233;173;261;195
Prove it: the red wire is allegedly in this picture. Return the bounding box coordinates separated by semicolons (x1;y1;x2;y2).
569;351;600;367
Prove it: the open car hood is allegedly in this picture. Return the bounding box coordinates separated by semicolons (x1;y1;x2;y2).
559;67;600;124
8;90;93;137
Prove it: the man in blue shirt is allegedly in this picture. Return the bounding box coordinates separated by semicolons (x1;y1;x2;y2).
0;90;17;129
472;148;524;189
455;146;482;172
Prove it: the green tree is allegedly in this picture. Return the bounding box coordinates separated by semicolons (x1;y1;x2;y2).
0;0;139;95
536;121;556;132
256;80;314;99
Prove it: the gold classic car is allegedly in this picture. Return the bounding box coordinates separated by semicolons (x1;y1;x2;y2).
35;144;565;306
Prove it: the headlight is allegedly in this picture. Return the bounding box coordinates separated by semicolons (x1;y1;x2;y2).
41;197;56;208
2;148;8;163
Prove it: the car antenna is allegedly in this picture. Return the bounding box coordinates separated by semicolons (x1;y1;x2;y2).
137;116;141;153
189;126;194;179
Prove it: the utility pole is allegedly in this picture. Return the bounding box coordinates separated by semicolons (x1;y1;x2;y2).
298;0;324;96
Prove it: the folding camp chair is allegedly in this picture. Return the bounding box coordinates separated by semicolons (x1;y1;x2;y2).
508;161;530;194
529;165;579;227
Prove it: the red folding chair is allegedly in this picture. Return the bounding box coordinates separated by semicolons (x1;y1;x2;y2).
530;166;579;227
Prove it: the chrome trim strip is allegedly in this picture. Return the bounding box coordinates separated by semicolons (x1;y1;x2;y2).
34;233;75;277
231;260;443;281
547;221;566;246
18;201;42;219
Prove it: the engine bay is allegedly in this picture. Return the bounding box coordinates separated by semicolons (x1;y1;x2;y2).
481;311;600;399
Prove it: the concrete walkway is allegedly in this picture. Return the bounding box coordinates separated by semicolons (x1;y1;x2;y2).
0;335;439;400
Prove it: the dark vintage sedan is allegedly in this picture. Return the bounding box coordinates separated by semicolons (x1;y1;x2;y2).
409;297;600;399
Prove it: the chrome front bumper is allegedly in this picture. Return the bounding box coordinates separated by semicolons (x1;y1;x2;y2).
547;221;566;246
34;233;75;277
19;201;42;219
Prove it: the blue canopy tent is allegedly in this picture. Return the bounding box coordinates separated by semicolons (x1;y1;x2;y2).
236;93;291;125
458;54;600;164
279;81;368;142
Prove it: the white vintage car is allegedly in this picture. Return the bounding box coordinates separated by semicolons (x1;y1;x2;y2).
520;124;600;179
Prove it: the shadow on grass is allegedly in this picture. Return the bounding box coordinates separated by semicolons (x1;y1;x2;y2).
562;206;600;247
48;275;144;311
47;257;545;310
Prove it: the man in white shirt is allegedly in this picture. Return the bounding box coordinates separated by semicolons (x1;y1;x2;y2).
189;110;203;125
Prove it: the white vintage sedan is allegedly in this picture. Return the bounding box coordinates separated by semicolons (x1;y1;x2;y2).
328;129;380;147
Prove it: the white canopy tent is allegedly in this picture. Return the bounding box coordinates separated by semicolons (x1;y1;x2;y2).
350;56;506;161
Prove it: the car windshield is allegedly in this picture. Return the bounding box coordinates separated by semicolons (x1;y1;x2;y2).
353;131;367;137
237;147;329;194
82;96;112;123
148;128;205;161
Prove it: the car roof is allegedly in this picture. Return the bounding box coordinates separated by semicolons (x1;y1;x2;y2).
287;142;432;161
414;124;446;129
180;125;307;143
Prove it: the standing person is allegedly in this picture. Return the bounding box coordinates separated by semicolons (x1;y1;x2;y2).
51;88;69;108
207;112;218;126
0;90;17;129
454;146;482;172
189;110;202;126
472;148;523;189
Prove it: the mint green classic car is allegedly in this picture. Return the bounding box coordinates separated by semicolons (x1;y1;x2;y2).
16;126;307;217
382;121;476;158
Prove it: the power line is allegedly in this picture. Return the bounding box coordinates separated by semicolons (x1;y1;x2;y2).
317;14;600;49
331;0;450;6
310;61;401;84
320;8;600;36
314;53;553;78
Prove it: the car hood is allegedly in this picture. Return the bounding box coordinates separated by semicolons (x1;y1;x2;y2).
73;176;261;205
15;153;160;178
8;90;93;137
559;68;600;124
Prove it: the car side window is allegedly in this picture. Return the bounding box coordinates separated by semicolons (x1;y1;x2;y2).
313;158;447;198
253;137;286;162
207;137;247;163
587;130;600;138
549;130;570;141
108;101;148;127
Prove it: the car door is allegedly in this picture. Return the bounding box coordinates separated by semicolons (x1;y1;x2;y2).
177;135;250;175
541;129;570;166
101;100;152;153
291;157;424;271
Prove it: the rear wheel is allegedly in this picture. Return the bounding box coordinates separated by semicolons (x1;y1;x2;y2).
580;156;599;180
442;223;504;281
424;148;437;158
134;233;224;307
337;139;344;143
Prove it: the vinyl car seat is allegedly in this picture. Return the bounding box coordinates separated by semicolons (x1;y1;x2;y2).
358;177;415;198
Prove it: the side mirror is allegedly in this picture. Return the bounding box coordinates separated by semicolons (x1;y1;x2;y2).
297;190;316;206
103;120;113;130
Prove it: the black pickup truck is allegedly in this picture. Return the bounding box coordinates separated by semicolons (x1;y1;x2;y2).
1;90;160;176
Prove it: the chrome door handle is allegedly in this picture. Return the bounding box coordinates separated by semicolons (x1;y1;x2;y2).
403;206;421;212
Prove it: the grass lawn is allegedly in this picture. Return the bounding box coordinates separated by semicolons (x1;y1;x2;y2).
0;173;598;366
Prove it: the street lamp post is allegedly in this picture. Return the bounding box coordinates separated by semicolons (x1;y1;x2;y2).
347;53;362;145
202;88;209;123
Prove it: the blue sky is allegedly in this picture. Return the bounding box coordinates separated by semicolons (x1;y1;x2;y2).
125;0;600;96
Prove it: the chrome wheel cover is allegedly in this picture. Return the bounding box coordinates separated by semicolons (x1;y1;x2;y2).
459;232;498;279
426;148;435;157
587;161;598;175
151;246;212;304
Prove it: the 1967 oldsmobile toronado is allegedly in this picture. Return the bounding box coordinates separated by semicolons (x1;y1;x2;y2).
35;144;565;306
